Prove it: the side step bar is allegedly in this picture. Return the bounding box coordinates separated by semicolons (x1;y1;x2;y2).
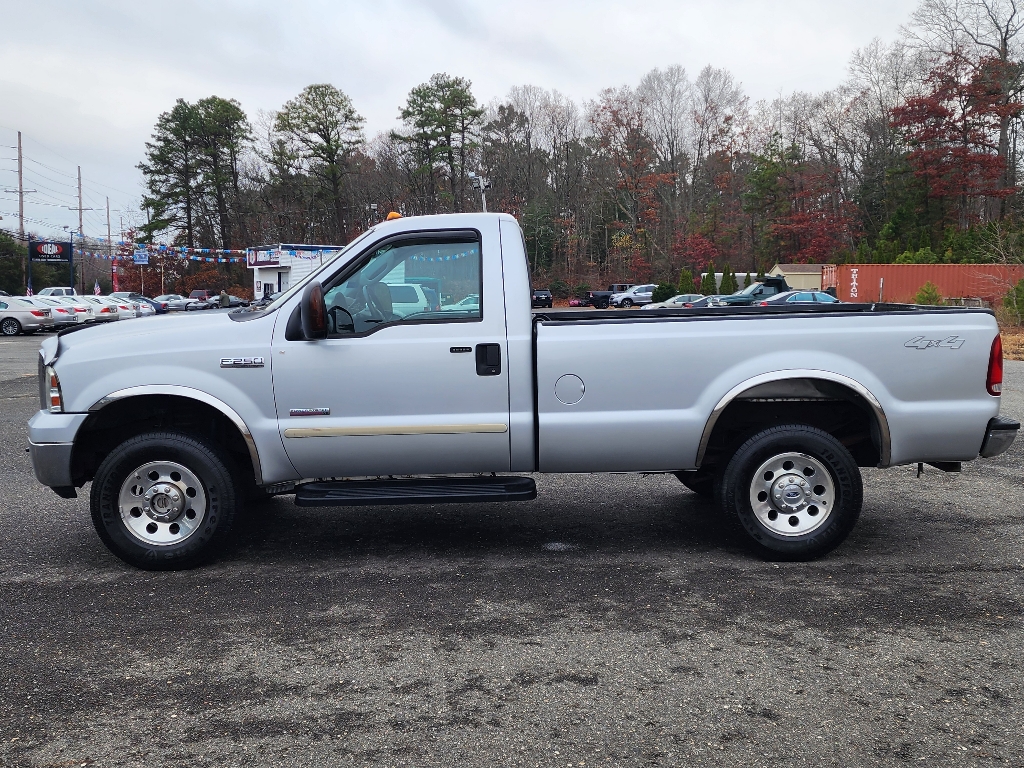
294;475;537;507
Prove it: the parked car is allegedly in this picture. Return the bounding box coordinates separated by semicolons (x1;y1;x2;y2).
440;293;480;313
642;293;706;310
153;294;196;312
27;212;1018;571
111;292;166;315
0;297;53;335
757;291;841;307
0;290;9;297
532;289;553;308
609;284;657;308
36;287;77;297
22;297;78;328
97;296;136;320
50;296;97;323
79;296;121;321
202;294;250;310
189;290;215;302
586;283;636;308
716;277;792;306
678;295;726;308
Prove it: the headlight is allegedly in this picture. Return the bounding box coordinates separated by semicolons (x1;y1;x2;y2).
45;366;63;413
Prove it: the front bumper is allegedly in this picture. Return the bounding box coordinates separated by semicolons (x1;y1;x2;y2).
27;410;89;492
980;416;1020;458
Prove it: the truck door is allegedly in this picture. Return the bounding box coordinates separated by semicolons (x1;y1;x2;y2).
270;227;511;479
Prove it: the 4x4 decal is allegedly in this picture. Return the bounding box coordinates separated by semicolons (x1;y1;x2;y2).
904;335;965;350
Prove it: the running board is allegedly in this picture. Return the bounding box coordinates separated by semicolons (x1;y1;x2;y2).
294;476;537;507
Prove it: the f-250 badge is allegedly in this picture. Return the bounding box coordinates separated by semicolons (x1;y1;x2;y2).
904;336;965;350
220;357;265;368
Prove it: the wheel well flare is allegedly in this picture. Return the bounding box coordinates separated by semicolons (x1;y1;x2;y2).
697;374;890;470
71;394;261;487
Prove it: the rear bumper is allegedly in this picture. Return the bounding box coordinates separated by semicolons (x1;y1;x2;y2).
980;416;1020;458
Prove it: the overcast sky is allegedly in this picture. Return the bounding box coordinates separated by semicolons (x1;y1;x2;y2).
0;0;919;242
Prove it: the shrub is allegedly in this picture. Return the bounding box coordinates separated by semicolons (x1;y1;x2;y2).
651;283;676;303
549;278;570;299
913;281;944;305
572;282;590;297
676;268;696;294
1004;279;1024;325
743;272;752;288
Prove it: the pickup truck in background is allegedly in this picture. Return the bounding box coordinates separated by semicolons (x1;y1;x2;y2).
27;213;1019;569
717;276;792;306
587;284;635;308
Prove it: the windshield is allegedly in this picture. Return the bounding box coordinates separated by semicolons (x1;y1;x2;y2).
258;228;378;314
736;282;763;296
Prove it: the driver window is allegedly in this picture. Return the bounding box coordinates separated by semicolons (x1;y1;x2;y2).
323;238;482;337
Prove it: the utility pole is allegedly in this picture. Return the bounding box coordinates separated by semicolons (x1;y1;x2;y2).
3;132;36;290
65;166;95;294
106;197;112;295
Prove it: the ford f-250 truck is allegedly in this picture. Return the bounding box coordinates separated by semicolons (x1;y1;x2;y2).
28;213;1019;569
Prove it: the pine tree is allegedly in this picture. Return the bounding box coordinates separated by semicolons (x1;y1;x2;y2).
914;281;943;305
677;267;696;294
720;263;738;294
756;265;766;281
743;272;752;288
700;260;718;295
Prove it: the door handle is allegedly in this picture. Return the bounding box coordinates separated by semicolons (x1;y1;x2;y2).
475;344;501;376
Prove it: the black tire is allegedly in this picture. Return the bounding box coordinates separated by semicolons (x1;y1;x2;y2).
621;299;633;308
718;425;862;561
90;431;238;570
1;317;22;336
674;469;715;497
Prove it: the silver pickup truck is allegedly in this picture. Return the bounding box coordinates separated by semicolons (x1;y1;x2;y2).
28;213;1019;569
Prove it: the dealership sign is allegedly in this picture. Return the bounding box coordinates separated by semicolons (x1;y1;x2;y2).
247;248;280;268
29;240;73;263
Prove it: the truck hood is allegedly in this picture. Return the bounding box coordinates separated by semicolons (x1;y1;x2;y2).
49;310;246;365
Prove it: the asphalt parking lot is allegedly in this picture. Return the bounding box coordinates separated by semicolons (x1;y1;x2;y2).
1;332;1022;767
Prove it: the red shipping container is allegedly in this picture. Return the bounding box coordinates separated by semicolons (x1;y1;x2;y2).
824;264;1024;304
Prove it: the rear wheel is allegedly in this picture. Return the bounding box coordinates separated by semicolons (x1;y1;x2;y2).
90;431;238;569
1;318;21;336
718;425;862;560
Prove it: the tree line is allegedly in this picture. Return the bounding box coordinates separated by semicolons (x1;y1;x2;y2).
138;0;1024;294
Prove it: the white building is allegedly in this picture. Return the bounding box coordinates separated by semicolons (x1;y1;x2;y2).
247;244;345;299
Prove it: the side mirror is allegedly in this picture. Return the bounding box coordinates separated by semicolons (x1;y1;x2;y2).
301;281;328;340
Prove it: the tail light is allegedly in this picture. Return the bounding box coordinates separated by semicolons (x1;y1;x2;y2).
30;310;44;317
45;366;63;412
73;307;86;313
55;308;69;314
758;301;769;306
987;334;1003;396
119;304;130;310
160;303;168;309
100;307;112;313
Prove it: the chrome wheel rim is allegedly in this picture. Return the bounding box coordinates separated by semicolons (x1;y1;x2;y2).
748;452;835;537
1;319;19;335
118;461;207;546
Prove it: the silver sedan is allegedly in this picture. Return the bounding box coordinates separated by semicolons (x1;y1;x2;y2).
0;297;55;335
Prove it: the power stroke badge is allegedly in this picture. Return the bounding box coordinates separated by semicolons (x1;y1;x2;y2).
904;336;965;350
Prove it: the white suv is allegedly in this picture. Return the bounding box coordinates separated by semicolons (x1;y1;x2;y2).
608;284;656;308
37;287;77;297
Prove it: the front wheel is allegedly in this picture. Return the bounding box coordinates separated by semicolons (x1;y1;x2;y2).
90;431;238;569
718;425;862;561
1;318;22;336
620;299;633;308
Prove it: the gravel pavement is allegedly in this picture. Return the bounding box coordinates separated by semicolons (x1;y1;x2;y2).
1;334;1022;767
